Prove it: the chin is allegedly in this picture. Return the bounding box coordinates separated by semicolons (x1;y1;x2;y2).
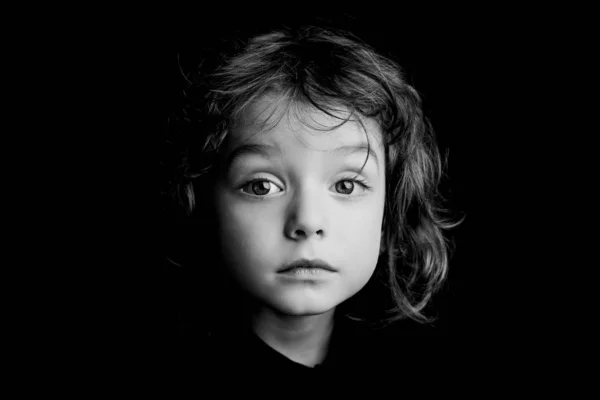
279;305;334;317
268;294;339;317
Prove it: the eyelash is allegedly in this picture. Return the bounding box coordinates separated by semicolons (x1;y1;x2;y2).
240;176;371;197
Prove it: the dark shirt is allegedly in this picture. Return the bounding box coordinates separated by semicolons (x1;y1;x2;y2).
171;315;446;394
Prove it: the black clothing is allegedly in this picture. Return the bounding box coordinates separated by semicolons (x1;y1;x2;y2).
170;315;446;394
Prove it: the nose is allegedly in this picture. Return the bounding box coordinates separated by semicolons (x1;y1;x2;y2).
284;186;327;240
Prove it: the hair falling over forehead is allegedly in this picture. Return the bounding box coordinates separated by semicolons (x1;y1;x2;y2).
165;25;461;326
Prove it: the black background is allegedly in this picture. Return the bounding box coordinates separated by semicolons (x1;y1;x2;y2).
17;4;576;390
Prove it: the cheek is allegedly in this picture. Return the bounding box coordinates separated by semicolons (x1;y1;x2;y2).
340;197;384;240
215;197;280;260
335;199;384;266
342;224;382;267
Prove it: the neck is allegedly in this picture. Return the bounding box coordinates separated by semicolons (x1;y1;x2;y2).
251;307;336;367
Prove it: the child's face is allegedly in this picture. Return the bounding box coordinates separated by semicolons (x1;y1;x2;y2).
213;96;386;317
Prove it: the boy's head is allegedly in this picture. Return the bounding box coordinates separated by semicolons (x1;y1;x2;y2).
213;93;386;317
171;25;453;325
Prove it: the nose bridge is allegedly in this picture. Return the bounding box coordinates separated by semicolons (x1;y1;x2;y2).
286;178;327;238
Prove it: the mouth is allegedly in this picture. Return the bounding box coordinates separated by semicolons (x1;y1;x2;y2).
277;258;338;274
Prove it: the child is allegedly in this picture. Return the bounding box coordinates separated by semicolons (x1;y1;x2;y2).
163;24;460;386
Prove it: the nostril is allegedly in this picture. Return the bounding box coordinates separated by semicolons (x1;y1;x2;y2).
293;228;323;238
293;229;306;238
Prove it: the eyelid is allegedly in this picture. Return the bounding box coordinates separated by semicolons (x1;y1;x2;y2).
238;173;283;187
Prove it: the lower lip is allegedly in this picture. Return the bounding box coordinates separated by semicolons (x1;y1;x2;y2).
278;268;335;277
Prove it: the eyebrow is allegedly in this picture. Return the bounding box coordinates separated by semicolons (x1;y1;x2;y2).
226;142;380;173
330;144;380;172
226;143;280;169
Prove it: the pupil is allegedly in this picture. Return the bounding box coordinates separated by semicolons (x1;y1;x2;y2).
253;181;270;195
337;181;354;194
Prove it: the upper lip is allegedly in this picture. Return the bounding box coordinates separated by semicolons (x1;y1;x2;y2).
277;258;338;273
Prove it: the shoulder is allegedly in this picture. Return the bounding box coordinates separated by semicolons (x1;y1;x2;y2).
341;319;449;378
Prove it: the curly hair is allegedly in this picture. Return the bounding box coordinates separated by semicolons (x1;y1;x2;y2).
163;25;461;328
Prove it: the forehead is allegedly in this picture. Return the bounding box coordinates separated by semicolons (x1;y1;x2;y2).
227;95;384;152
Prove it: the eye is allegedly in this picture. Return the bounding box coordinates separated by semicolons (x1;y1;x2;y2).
240;178;283;197
334;178;370;195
